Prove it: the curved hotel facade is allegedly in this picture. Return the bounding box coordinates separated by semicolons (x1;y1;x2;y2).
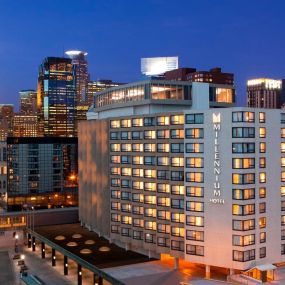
78;79;285;280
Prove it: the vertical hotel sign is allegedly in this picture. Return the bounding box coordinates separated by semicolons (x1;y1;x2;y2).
210;113;225;204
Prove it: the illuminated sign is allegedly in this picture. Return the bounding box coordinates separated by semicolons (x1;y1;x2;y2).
247;78;282;89
141;56;178;76
210;113;225;204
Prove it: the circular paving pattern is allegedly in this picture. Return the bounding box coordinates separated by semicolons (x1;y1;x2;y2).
67;242;78;247
85;240;95;245
99;246;110;252
55;235;66;241
72;234;82;239
80;249;92;254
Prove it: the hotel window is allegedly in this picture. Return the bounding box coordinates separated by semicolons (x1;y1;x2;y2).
171;199;184;209
186;216;204;227
281;245;285;255
110;167;120;175
186;201;204;212
144;208;156;218
185;128;204;139
111;190;121;199
132;156;143;165
144;143;156;152
132;118;143;127
186;113;204;124
144;156;155;165
259;157;266;168
144;182;156;192
186;157;204;168
133;231;143;240
157;156;169;166
186;186;204;197
232;127;255;138
121;119;131;128
157;143;169;152
171;227;184;237
186;230;204;241
111;202;120;210
171;157;184;167
282;230;285;241
132;131;142;140
144;130;156;139
132;206;143;215
121;203;131;213
259;187;266;198
121;167;131;176
170;115;184;125
233;249;255;262
157;130;169;139
144;195;156;205
132;181;143;190
233;234;255;246
171;213;185;223
232;204;255;216
232;112;255;123
132;143;143;152
260;142;266;153
157;183;170;193
132;193;144;203
157;210;170;220
282;172;285;182
157;170;169;180
282;187;285;197
260;247;266;258
282;143;285;153
259;202;266;214
259;112;265;123
186;172;204;183
232;188;255;200
144;117;155;126
121;179;131;189
259;128;266;138
111;213;120;222
144;169;156;178
121;155;131;164
171;171;184;181
110;120;120;128
110;132;119;140
232;158;255;169
111;225;119;234
186;244;204;256
260;232;266;243
157;197;170;207
282;201;285;211
259;217;266;228
232;143;255;153
282;158;285;167
171;185;184;195
111;178;120;187
121;131;131;140
121;228;131;237
232;173;255;184
145;233;155;244
145;221;157;231
121;143;131;152
171;143;184;153
281;128;285;138
186;143;204;153
121;191;131;200
233;219;255;231
157;223;170;234
171;240;184;252
157;116;169;126
170;129;184;139
121;215;132;225
259;172;266;183
110;143;120;152
157;237;169;247
281;113;285;124
110;155;120;164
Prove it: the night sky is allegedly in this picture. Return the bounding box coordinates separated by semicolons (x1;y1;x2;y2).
0;0;284;109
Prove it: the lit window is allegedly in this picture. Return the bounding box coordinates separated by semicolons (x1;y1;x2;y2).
171;227;184;237
144;130;156;139
157;184;170;193
110;120;120;128
121;119;131;128
186;157;204;168
186;202;204;212
170;115;184;125
259;217;266;228
157;156;169;166
185;128;204;139
259;187;266;198
171;185;184;195
259;172;266;183
186;143;204;153
157;116;169;126
186;216;204;227
110;143;120;152
186;172;204;183
121;143;131;152
259;112;265;123
132;118;143;127
171;157;184;167
281;128;285;138
259;128;266;138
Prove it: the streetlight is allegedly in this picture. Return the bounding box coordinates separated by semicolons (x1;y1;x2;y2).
20;254;25;260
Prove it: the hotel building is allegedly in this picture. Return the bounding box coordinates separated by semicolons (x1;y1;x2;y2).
19;89;37;115
12;114;39;137
0;104;14;141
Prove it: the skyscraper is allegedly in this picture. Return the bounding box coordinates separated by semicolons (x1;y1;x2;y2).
65;50;89;104
0;104;14;141
247;78;283;109
19;89;37;115
37;57;77;137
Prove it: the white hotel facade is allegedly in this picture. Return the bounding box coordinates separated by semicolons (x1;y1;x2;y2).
78;79;285;281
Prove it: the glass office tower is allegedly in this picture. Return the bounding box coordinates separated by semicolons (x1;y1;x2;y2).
37;57;77;137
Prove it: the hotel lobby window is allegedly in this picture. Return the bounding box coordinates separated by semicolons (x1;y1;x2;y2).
151;84;183;100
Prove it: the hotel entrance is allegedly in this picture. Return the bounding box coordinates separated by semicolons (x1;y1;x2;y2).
244;264;276;283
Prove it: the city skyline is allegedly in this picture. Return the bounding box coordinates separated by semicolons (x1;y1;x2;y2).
0;0;285;107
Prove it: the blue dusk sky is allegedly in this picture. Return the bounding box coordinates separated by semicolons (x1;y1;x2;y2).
0;0;284;109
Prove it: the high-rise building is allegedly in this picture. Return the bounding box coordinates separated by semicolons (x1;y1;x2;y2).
247;78;283;109
65;50;89;104
19;90;37;115
86;80;124;107
0;142;7;196
37;57;77;137
0;104;14;141
7;137;78;211
12;114;39;137
78;78;285;282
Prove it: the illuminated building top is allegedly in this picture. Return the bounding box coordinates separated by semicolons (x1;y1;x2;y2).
141;56;178;76
247;78;282;89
